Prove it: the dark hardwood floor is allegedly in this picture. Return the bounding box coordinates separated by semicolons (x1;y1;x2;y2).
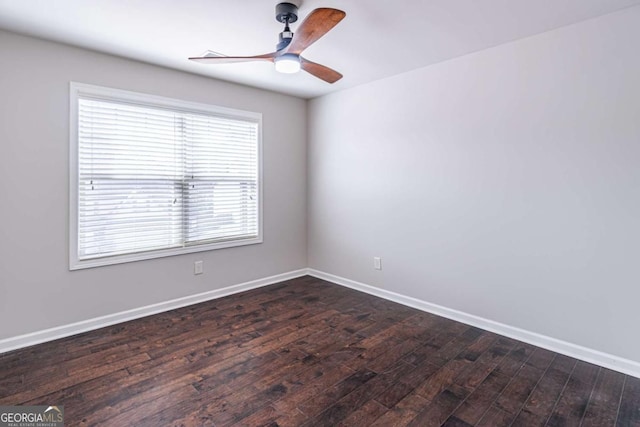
0;276;638;426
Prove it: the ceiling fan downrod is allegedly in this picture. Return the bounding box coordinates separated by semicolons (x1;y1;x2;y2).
276;2;298;51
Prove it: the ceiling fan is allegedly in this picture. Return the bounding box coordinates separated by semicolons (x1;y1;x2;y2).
189;2;346;84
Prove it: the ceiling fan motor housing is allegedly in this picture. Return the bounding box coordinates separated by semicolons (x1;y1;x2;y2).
277;30;294;51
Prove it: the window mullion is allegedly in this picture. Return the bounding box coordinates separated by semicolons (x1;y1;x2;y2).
179;114;188;248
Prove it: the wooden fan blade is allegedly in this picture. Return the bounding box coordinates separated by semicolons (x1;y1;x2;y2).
189;52;277;64
286;8;345;55
301;57;343;84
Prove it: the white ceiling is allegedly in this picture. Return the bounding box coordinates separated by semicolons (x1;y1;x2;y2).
1;0;639;99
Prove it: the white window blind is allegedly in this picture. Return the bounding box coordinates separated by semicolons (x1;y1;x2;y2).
70;83;261;269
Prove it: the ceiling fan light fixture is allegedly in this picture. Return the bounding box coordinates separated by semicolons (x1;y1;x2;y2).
274;53;301;74
189;5;345;83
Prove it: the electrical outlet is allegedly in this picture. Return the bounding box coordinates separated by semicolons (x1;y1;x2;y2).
374;257;382;270
194;260;204;275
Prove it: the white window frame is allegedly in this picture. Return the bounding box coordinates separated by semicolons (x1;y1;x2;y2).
69;82;263;270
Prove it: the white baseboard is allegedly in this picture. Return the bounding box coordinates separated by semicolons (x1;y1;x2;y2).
0;269;308;355
3;267;639;379
307;269;640;379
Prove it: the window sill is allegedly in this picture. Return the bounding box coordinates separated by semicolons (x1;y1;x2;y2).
69;236;263;270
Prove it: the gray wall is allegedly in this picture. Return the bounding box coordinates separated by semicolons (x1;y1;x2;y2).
308;7;640;362
0;31;308;339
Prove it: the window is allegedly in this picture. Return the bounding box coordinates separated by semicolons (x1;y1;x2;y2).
70;83;262;269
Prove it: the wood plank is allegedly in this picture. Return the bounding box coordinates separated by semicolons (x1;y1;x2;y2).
476;406;516;427
369;392;430;427
450;369;512;425
337;400;389;427
297;369;378;419
374;359;440;409
494;341;537;377
402;321;470;367
546;360;600;426
494;363;546;414
442;416;474;427
525;347;557;371
237;405;308;427
272;362;355;415
302;361;415;426
581;368;625;427
407;384;471;427
454;337;516;391
510;353;576;426
617;375;640;426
